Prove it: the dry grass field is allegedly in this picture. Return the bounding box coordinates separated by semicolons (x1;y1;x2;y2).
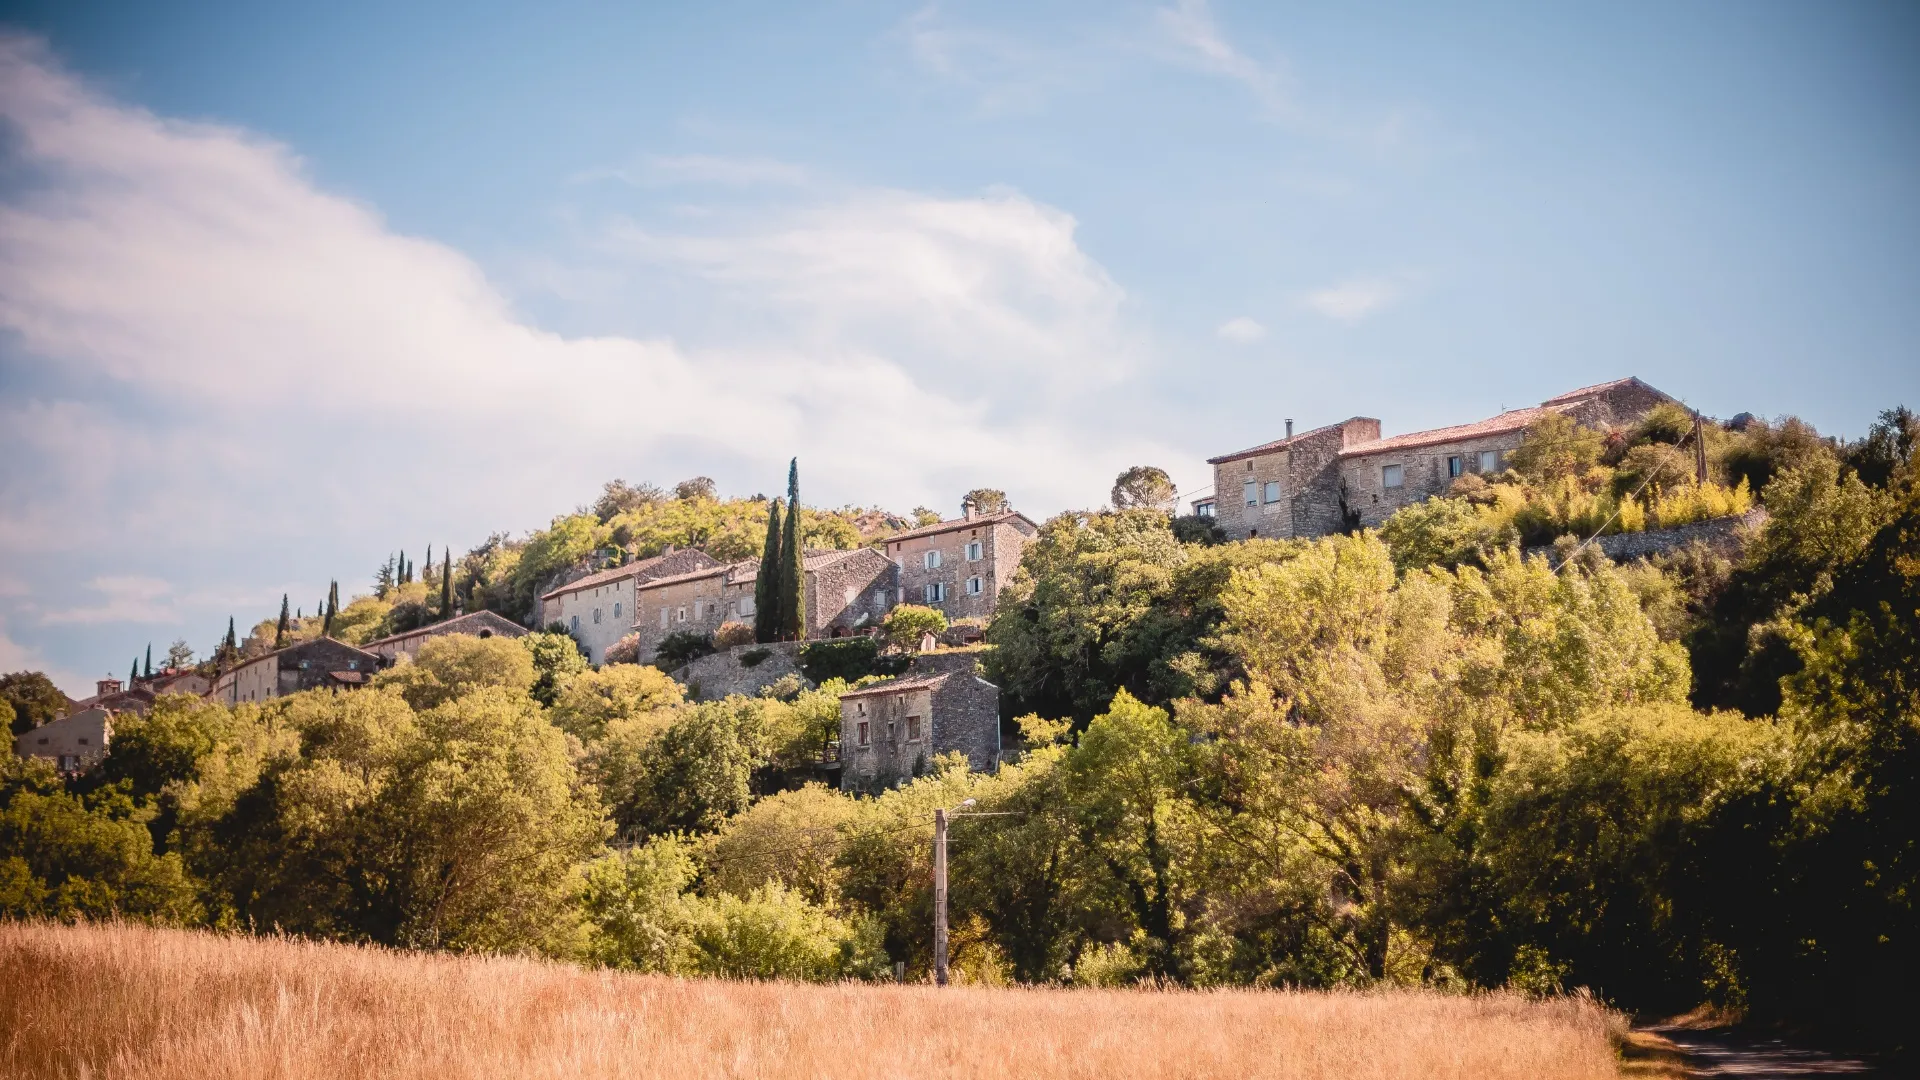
0;922;1627;1080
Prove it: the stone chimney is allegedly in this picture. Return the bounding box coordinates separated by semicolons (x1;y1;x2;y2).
960;498;976;521
1285;418;1294;439
96;677;121;698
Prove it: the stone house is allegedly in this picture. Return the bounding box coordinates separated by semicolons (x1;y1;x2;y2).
210;637;382;705
539;547;718;665
837;666;1001;792
1207;377;1677;540
14;706;112;773
627;548;900;664
362;610;529;664
883;505;1039;622
64;676;158;717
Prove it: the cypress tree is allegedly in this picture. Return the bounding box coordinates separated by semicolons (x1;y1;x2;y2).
399;551;408;585
778;458;805;641
323;581;338;636
440;548;453;620
275;594;290;648
144;643;153;678
753;499;783;643
425;544;433;577
130;659;139;684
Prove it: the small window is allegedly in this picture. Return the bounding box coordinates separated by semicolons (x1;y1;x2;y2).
348;660;358;671
1264;481;1281;504
677;606;688;623
78;737;88;745
1243;480;1258;507
906;716;922;741
966;576;984;596
739;595;755;616
593;608;602;625
1382;464;1404;489
966;541;983;561
613;602;621;619
887;721;896;743
37;737;48;745
1478;450;1500;473
857;721;870;746
1447;456;1464;478
924;550;943;570
924;582;947;603
299;660;310;670
659;608;669;629
570;615;580;632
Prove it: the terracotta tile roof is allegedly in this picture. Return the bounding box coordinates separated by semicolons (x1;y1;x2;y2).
803;548;879;571
636;559;758;592
881;511;1037;544
1540;376;1649;405
223;636;379;677
361;610;528;648
837;672;954;698
1338;405;1565;457
1206;419;1363;465
539;549;718;601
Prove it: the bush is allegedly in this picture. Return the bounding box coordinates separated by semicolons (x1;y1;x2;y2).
738;648;772;668
653;631;716;671
603;632;642;666
713;621;755;650
883;605;948;650
797;638;909;684
1171;514;1226;545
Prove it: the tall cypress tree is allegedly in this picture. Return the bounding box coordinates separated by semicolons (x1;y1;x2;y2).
778;458;805;641
130;659;139;684
753;498;783;644
143;643;153;678
440;548;453;620
275;594;291;648
399;551;409;586
323;581;338;636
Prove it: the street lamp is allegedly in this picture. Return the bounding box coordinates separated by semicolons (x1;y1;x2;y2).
932;798;975;986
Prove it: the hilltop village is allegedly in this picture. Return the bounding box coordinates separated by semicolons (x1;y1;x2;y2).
23;376;1726;790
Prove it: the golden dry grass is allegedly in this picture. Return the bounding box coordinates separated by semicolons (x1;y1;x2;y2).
1;921;1625;1080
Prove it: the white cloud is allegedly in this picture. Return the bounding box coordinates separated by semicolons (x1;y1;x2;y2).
1215;316;1266;342
575;154;812;189
1156;0;1289;114
0;34;1188;678
39;577;178;625
1303;278;1400;322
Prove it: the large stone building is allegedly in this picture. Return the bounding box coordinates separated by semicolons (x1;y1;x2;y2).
628;548;901;663
362;610;529;663
1206;377;1677;541
539;547;718;665
14;706;112;773
210;637;382;705
882;505;1039;622
836;663;1001;792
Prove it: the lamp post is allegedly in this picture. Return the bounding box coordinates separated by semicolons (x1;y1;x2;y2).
932;797;975;986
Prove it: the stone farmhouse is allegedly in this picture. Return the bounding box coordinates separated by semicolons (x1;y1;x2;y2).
837;664;1001;792
539;547;718;665
628;548;900;663
14;706;112;773
883;503;1039;622
210;636;381;705
1206;377;1676;541
362;609;528;663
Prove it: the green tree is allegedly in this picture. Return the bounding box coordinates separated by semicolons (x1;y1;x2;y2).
883;604;949;649
778;459;805;641
144;643;153;679
1110;466;1178;512
576;835;705;972
439;549;453;620
586;698;769;838
275;595;290;649
371;634;537;711
549;664;686;742
753;498;783;644
962;488;1009;515
652;630;716;671
521;631;588;707
1508;411;1605;483
1;672;70;736
0;756;200;923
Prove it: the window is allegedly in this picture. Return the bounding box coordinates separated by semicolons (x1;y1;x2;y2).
1382;464;1404;489
77;737;88;745
593;607;602;625
874;590;890;611
924;582;947;603
347;660;358;671
924;550;943;570
1264;481;1282;504
966;541;983;561
1478;450;1500;473
887;721;896;743
659;608;669;629
1243;480;1258;507
857;721;870;746
738;595;755;616
299;659;310;670
1447;456;1464;478
570;615;580;632
613;602;621;619
677;607;688;623
906;716;922;741
966;576;984;596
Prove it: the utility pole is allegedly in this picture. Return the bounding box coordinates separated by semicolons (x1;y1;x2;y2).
1693;410;1709;484
933;807;949;987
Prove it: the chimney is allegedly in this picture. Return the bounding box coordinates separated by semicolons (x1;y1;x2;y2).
961;498;976;521
97;677;121;698
1285;419;1294;439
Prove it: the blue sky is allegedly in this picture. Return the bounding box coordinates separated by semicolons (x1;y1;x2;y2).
1;1;1915;693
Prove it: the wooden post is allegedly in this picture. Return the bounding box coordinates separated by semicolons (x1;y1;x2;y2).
1693;410;1709;484
933;807;949;986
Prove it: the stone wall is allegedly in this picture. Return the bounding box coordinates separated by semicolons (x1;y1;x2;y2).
1526;509;1766;565
672;640;805;702
929;669;1001;772
807;549;900;635
1339;431;1524;529
889;516;1036;621
1212;419;1378;541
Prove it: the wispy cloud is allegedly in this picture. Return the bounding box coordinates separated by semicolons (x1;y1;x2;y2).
39;577;177;625
1215;316;1266;342
1155;0;1292;119
895;5;1089;113
1303;278;1400;322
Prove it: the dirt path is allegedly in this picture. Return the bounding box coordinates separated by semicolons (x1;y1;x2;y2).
1634;1026;1882;1078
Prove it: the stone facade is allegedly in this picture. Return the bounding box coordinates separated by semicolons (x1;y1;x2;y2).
362;610;529;663
1524;508;1767;564
1208;378;1679;541
837;664;1001;792
210;637;381;705
14;706;111;773
883;510;1038;621
672;641;806;702
540;548;719;665
629;549;900;664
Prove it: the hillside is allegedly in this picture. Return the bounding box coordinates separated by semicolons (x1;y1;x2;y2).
0;921;1622;1080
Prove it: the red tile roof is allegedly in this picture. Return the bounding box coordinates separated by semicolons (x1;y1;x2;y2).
1206;420;1360;465
635;560;756;592
837;672;954;698
882;511;1036;544
539;549;718;601
1540;376;1648;405
1337;405;1564;457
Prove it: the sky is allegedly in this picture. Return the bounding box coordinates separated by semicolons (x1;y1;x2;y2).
0;1;1915;694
